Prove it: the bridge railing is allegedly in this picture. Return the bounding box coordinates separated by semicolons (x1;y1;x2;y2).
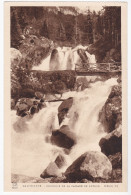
75;62;121;72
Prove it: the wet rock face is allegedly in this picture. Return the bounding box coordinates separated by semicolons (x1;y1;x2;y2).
58;97;73;124
99;84;122;133
99;126;122;156
51;125;76;149
65;151;112;182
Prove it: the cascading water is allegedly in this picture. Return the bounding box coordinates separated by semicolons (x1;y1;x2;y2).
11;77;117;177
12;45;118;178
32;54;51;71
32;45;96;71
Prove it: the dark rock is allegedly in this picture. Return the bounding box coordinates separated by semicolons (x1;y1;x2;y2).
38;102;46;109
51;125;76;149
108;152;122;169
65;151;112;182
58;97;73;113
99;84;122;132
99;126;122;156
51;130;75;149
40;98;45;103
16;101;29;117
16;98;46;117
77;49;89;64
108;85;121;99
40;162;62;178
30;105;39;115
111;169;122;183
55;154;66;168
58;97;73;124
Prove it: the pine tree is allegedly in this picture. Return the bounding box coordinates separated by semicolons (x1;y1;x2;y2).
84;9;93;44
40;20;49;38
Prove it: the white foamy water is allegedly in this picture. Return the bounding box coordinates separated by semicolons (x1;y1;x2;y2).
32;45;96;71
11;102;63;177
11;78;117;177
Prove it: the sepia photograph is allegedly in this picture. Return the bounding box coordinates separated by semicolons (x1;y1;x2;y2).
4;1;127;192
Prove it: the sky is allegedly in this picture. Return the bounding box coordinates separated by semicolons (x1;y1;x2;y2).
78;5;103;13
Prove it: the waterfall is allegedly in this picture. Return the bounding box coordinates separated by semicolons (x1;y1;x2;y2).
11;77;117;177
32;45;95;71
32;54;51;71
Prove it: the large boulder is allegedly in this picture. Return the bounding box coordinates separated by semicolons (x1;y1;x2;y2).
51;125;76;149
58;97;73;124
99;126;122;156
99;85;122;132
65;151;112;181
40;162;62;178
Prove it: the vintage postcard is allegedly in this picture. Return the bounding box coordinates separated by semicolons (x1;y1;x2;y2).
4;1;127;192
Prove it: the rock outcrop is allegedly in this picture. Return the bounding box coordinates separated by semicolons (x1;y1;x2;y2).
58;97;73;124
99;84;122;133
65;151;112;181
99;125;122;156
51;125;76;149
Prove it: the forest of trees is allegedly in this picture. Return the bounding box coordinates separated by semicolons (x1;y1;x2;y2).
11;6;121;62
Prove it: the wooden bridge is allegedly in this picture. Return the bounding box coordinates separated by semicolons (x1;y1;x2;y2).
75;62;121;76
